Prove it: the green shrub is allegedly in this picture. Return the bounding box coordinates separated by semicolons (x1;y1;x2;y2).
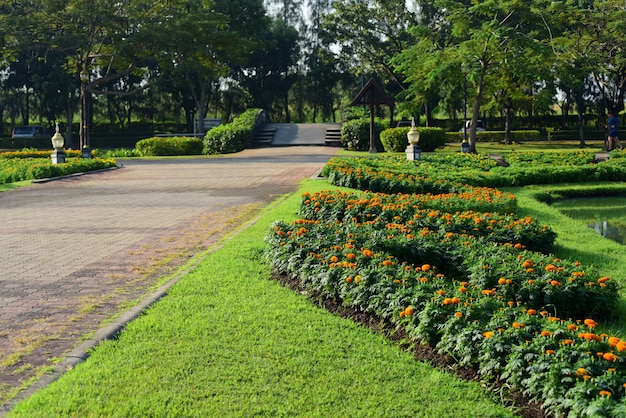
445;130;542;143
0;157;117;184
135;137;203;156
203;108;260;155
381;127;446;152
340;118;387;151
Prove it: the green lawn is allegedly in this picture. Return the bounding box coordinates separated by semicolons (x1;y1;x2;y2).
9;148;626;417
7;180;516;418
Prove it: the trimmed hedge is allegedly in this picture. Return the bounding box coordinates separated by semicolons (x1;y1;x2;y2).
135;136;203;156
380;127;447;152
203;108;260;155
445;130;542;143
340;118;388;151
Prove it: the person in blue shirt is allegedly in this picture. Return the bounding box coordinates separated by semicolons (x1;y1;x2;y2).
607;111;622;150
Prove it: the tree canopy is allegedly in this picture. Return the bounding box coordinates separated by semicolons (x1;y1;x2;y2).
0;0;625;144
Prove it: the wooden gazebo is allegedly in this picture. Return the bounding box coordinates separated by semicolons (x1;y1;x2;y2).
350;78;393;153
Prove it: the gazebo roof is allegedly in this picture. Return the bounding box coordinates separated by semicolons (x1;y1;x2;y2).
350;78;392;107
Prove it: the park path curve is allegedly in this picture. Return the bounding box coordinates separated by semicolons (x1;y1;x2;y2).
0;146;339;411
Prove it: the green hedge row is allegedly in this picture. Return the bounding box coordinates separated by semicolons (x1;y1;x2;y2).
134;136;203;156
380;127;447;152
445;130;542;143
203;108;260;155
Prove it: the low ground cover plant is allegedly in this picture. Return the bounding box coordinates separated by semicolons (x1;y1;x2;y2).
322;153;626;192
0;151;117;185
266;152;626;417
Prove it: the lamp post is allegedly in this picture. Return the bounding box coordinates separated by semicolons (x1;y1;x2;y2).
51;123;65;165
461;64;470;153
80;68;91;159
405;117;421;161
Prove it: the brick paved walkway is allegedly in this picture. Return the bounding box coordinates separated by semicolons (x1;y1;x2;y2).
0;146;338;409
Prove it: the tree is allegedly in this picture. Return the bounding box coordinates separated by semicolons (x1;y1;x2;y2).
322;0;418;92
394;0;553;152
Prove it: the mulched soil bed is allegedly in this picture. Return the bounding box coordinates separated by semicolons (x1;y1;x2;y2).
272;272;547;418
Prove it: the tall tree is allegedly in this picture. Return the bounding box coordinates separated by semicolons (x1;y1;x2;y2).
394;0;552;152
322;0;418;91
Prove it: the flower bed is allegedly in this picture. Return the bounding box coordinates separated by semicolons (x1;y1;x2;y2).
0;152;117;185
266;152;626;417
322;153;626;192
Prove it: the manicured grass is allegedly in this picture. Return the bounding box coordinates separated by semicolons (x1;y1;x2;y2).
509;183;626;337
440;140;606;154
340;140;606;157
8;181;515;417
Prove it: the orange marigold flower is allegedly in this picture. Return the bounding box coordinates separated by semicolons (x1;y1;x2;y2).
522;260;532;268
603;352;619;362
454;312;463;318
459;286;467;293
582;332;601;342
545;264;558;272
572;271;585;277
514;243;523;249
422;264;432;271
563;339;574;345
599;390;612;397
382;260;393;266
498;277;507;285
617;341;626;352
540;330;552;337
598;276;611;283
576;368;588;376
567;324;578;331
346;253;356;259
550;280;561;287
527;309;537;315
346;276;353;283
512;322;525;329
404;306;415;317
584;318;598;329
437;289;446;296
483;331;495;339
545;349;555;355
527;279;535;285
608;337;620;347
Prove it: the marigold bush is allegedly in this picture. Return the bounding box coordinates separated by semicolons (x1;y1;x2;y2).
266;151;626;417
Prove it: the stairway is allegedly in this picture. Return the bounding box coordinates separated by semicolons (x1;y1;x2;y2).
324;127;342;147
252;127;276;146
